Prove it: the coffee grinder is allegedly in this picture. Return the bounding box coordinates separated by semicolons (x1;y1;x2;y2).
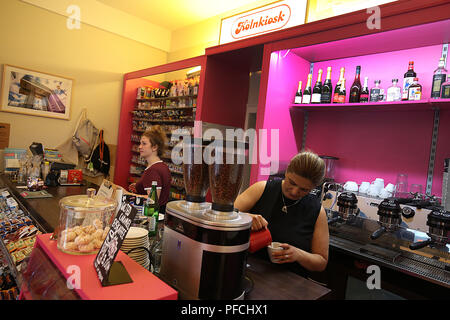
159;138;252;300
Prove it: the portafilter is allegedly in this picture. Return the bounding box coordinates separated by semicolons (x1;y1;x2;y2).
328;192;359;224
409;209;450;250
370;198;404;240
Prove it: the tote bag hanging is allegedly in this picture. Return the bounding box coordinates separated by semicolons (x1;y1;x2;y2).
72;109;99;159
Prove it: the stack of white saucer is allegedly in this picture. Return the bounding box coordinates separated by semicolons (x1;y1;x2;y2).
121;227;150;270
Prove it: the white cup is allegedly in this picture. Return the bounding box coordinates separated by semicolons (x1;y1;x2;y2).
385;183;395;193
359;182;370;194
344;181;358;192
267;242;284;263
373;178;384;190
379;188;392;199
368;184;381;197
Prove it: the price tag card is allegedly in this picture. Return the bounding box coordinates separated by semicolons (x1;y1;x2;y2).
93;201;138;286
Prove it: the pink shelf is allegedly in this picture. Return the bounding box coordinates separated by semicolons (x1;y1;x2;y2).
291;99;450;112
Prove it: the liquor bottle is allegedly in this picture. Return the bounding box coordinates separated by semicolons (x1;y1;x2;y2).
386;79;402;102
431;58;447;98
337;79;346;103
360;77;369;103
442;77;450;99
333;67;345;103
302;74;313;104
321;67;333;103
402;61;417;100
311;69;323;103
349;66;362;103
294;81;303;104
145;181;159;237
370;80;382;102
408;78;422;101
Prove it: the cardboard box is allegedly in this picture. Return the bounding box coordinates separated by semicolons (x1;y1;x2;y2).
67;169;83;183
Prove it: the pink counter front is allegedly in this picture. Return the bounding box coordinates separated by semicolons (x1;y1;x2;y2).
20;234;178;300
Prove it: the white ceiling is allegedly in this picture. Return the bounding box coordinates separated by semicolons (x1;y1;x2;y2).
96;0;274;31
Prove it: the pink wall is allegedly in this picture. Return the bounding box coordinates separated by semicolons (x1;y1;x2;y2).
254;50;311;181
308;44;442;104
304;109;434;192
257;39;449;197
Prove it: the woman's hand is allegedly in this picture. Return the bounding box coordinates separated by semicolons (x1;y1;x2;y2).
271;243;301;264
128;183;137;193
249;213;268;231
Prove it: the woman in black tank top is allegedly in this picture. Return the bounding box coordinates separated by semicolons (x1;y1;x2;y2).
235;151;329;276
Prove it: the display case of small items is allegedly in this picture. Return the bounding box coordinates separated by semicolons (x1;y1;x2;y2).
0;265;18;300
0;188;41;289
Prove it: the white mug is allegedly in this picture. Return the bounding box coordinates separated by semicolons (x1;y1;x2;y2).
344;181;358;192
385;183;395;193
379;188;392;199
368;184;381;197
359;182;370;194
373;178;384;190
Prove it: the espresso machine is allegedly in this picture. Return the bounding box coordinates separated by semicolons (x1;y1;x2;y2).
159;138;252;300
328;192;360;224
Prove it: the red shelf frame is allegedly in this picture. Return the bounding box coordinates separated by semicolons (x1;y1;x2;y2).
291;99;450;112
114;56;206;189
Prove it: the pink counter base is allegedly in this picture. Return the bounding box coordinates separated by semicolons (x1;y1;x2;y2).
29;234;178;300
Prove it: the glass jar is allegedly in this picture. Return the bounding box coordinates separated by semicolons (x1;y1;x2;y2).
57;190;116;255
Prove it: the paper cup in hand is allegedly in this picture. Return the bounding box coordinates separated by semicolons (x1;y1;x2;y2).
267;242;284;263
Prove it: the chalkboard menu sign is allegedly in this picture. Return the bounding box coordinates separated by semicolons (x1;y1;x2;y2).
94;201;138;286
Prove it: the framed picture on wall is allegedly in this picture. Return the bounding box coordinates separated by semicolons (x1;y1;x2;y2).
0;64;73;120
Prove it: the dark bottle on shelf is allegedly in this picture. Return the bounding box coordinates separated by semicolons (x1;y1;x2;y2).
431;57;447;98
337;79;346;103
360;77;369;102
333;67;345;103
311;69;323;103
302;74;312;104
349;66;362;103
402;61;417;100
442;77;450;98
321;67;333;103
294;80;303;104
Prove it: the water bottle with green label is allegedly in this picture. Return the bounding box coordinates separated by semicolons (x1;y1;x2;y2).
145;181;159;237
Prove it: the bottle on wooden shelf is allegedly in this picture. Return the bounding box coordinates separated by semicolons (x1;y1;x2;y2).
360;77;369;103
349;66;362;103
442;77;450;99
294;81;303;104
370;80;383;102
311;69;323;104
386;79;402;102
408;78;422;101
333;67;345;103
431;57;447;99
402;61;417;100
302;74;312;104
321;67;333;103
337;78;346;103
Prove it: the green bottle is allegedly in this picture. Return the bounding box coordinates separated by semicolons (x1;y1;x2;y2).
145;181;159;237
